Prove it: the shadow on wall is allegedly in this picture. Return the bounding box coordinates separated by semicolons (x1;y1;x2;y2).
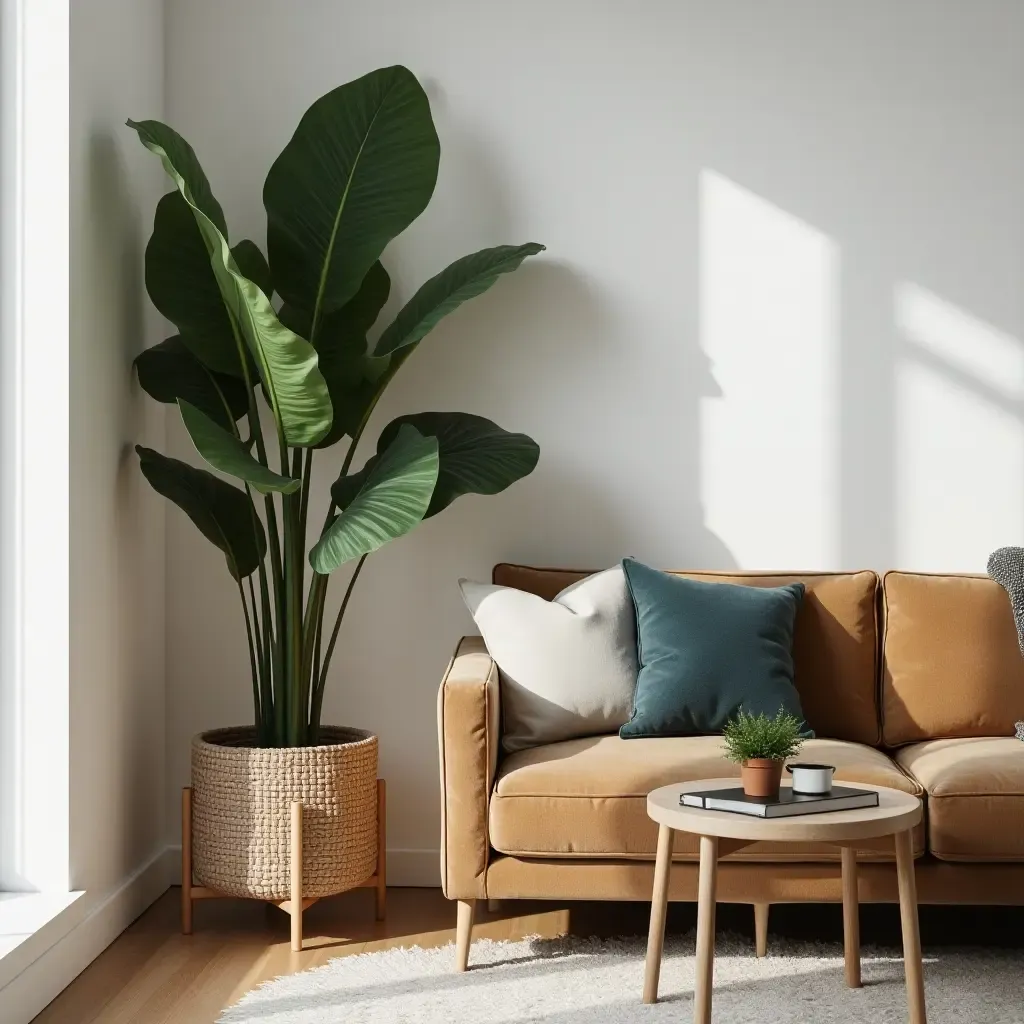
68;129;165;890
697;162;1024;575
377;253;738;573
679;1;1023;573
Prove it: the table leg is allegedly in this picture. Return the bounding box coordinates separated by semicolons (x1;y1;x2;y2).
694;835;719;1024
643;824;674;1003
895;829;927;1024
841;846;861;988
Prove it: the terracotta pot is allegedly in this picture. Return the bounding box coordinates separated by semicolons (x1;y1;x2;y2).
740;758;784;799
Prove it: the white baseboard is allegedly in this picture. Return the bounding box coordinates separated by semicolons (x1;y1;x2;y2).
164;844;441;888
0;846;176;1024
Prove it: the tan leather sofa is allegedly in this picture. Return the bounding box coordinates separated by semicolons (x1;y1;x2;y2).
438;565;1024;966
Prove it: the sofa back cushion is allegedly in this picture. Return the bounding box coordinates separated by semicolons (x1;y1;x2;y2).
493;565;880;745
882;572;1024;745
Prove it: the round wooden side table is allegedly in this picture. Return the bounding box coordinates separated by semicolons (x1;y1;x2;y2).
644;779;926;1024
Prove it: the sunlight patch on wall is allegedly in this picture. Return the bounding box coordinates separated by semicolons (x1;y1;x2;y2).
896;283;1024;572
699;170;839;568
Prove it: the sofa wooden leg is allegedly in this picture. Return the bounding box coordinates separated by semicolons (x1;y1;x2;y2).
455;899;476;972
754;902;769;958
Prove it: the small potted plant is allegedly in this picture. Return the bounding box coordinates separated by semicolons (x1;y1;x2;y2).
723;708;804;799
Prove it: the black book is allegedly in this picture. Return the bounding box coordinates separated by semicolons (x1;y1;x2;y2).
680;785;879;818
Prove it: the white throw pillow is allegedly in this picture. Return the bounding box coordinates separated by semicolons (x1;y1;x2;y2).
458;567;638;752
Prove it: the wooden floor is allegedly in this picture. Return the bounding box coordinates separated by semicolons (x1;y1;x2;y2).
32;887;1024;1023
31;887;571;1024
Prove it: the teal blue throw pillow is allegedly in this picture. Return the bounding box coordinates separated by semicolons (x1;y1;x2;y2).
619;558;812;739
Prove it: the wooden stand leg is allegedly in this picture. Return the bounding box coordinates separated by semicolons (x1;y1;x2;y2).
290;801;303;952
841;846;862;987
375;780;387;921
181;788;193;935
455;899;476;972
694;835;719;1024
754;902;769;958
896;830;927;1024
180;785;386;942
643;824;674;1003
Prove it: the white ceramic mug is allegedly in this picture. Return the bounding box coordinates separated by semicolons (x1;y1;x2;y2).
786;762;836;795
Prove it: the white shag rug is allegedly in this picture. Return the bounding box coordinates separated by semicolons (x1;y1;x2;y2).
217;933;1024;1023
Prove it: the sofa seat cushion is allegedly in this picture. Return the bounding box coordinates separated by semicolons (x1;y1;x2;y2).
895;738;1024;862
490;735;923;862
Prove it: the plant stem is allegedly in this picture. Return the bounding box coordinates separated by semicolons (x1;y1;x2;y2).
300;573;327;739
296;532;326;735
246;573;263;678
212;360;270;741
258;565;275;708
247;574;271;738
299;447;313;544
339;431;359;478
311;598;324;733
292;447;305;607
303;416;379;737
228;314;286;746
282;442;304;745
310;554;368;736
237;580;262;741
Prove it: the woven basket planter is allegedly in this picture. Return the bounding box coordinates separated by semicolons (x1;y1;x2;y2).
190;726;378;900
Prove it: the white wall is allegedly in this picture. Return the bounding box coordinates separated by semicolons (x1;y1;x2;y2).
163;0;1024;876
70;0;166;900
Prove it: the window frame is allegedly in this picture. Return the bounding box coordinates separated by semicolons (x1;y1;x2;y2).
0;0;71;896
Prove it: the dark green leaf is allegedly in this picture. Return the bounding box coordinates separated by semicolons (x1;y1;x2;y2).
377;412;539;516
129;118;334;447
145;192;245;377
126;119;227;233
374;243;545;357
311;424;439;573
310;261;392;448
330;460;370;513
178;401;301;494
232;239;274;300
280;260;390;343
276;302;311;339
136;444;265;579
263;66;439;317
332;259;392;337
134;336;249;429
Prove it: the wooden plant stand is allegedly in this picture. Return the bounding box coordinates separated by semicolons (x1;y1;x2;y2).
180;779;387;951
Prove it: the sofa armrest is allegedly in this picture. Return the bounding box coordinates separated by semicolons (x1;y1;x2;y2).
437;635;501;899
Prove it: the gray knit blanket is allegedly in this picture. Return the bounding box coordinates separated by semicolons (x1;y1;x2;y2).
985;547;1024;742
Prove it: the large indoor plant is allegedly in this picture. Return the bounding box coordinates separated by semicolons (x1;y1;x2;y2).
129;65;542;902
